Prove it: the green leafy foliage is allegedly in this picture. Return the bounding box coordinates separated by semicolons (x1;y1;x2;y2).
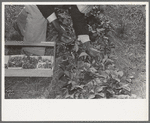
53;6;136;99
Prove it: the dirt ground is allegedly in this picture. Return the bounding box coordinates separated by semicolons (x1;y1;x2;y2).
5;77;51;99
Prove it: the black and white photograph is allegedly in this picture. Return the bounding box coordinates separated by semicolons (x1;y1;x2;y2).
1;1;149;121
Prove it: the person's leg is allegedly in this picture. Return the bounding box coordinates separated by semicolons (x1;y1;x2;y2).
17;5;47;56
70;5;100;57
70;5;89;37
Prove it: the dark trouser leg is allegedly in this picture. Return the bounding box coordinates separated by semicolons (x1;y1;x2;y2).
70;5;100;57
70;5;89;36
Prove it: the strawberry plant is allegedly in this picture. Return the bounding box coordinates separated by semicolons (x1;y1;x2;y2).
53;6;134;99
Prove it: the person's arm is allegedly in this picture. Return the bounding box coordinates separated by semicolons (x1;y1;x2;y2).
37;5;71;42
37;5;55;19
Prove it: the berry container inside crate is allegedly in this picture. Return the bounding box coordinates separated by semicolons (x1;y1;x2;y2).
7;55;24;69
5;41;55;77
36;56;54;70
5;55;55;77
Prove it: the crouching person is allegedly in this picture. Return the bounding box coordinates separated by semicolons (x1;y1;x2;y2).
13;5;100;57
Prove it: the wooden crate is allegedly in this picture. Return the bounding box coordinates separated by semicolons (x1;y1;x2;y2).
5;41;56;77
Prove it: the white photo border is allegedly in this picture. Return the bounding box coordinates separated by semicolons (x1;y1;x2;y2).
1;1;149;121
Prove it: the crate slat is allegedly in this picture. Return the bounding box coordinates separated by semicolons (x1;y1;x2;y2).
5;56;10;64
5;41;56;77
5;41;55;47
5;69;53;77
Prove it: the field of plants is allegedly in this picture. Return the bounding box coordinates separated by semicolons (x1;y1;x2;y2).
5;5;146;99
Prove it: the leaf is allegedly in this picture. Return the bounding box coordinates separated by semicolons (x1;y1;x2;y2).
57;70;64;79
77;61;85;68
88;24;94;32
119;84;129;88
71;52;75;59
95;86;105;93
89;67;97;73
93;80;97;86
68;81;76;85
121;86;131;92
70;73;75;80
89;89;95;94
102;55;108;64
83;63;91;69
106;20;110;24
97;93;105;98
84;72;94;82
107;88;115;95
94;78;103;84
117;71;124;77
129;75;134;79
70;81;82;90
56;95;62;99
114;78;120;82
111;71;119;80
79;52;88;58
74;93;80;99
92;31;97;33
59;13;70;19
75;43;79;52
92;59;96;64
109;54;118;60
101;21;105;25
106;59;114;64
65;94;74;99
64;70;70;77
90;48;100;53
107;64;115;70
103;36;109;40
103;79;107;83
88;94;95;99
126;78;132;83
96;28;105;32
100;71;108;78
105;70;111;74
82;89;87;93
113;95;130;99
86;81;93;87
78;93;84;99
75;85;84;89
